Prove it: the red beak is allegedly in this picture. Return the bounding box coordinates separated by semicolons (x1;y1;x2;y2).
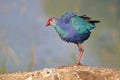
46;21;50;27
45;18;53;27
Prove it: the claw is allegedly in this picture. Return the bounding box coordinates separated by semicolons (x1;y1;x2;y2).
77;62;83;66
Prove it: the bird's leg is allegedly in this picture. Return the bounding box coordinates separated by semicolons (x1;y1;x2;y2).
77;44;84;65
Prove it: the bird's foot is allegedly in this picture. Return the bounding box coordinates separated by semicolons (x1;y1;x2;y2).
67;63;84;67
77;62;83;66
76;62;87;66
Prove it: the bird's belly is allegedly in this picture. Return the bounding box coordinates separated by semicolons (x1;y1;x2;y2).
62;32;91;44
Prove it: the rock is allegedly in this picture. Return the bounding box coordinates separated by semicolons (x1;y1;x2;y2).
0;65;120;80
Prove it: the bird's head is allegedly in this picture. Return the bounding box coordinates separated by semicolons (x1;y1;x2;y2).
46;18;57;27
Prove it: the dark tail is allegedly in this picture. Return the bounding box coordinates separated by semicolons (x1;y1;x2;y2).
79;15;100;24
89;20;100;24
79;15;91;21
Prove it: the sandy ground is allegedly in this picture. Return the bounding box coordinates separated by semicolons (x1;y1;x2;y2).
0;64;120;80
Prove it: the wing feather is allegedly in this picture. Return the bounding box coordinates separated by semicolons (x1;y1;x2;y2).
69;15;99;34
79;15;100;24
60;12;100;34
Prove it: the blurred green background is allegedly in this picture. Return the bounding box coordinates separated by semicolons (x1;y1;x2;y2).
0;0;120;73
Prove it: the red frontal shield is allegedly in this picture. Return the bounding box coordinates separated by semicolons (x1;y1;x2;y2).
46;18;53;27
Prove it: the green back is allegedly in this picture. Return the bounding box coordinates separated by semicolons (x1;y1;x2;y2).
69;16;96;34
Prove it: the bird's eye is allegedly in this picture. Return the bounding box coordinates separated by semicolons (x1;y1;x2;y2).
51;19;56;23
52;19;55;22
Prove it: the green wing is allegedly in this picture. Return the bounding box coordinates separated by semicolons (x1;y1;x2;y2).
69;16;96;34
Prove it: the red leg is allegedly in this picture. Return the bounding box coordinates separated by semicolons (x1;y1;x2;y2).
77;44;84;65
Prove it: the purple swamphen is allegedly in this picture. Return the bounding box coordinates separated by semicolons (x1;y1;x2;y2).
45;12;100;65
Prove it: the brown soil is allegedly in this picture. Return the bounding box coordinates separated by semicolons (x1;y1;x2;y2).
0;64;120;80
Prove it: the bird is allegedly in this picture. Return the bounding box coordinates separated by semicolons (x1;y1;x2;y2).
45;12;100;65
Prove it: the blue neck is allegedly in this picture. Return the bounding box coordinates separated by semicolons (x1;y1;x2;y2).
53;25;66;37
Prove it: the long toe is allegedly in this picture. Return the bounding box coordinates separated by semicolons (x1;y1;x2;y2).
77;62;84;66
